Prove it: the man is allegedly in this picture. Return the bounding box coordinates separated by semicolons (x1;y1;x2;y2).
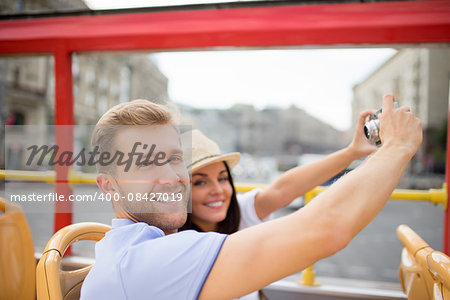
81;95;422;300
82;99;225;299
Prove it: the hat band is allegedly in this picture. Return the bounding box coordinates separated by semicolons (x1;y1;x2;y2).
188;154;221;169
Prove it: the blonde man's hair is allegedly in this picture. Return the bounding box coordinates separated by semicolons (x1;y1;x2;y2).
91;99;173;174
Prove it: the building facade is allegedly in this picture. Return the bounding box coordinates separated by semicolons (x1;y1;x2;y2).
179;102;346;176
0;53;169;170
352;48;450;175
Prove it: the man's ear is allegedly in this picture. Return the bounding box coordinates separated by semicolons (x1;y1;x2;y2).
97;173;117;194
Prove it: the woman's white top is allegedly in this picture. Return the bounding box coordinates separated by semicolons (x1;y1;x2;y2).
235;188;273;300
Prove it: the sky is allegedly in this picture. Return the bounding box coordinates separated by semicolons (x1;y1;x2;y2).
151;49;397;131
84;0;255;9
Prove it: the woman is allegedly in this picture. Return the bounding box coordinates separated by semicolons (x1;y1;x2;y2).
180;110;377;299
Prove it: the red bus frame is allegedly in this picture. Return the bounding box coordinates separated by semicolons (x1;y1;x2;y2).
1;0;450;251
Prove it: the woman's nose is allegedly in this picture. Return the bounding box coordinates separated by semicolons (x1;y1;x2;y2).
209;180;224;195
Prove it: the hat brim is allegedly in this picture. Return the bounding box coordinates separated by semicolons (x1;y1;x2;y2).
189;152;241;173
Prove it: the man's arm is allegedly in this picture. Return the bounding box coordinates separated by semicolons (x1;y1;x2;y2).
199;94;422;300
254;110;378;219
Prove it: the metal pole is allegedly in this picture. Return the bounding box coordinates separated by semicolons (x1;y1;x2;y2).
444;79;450;254
53;49;74;242
0;59;7;169
298;190;320;286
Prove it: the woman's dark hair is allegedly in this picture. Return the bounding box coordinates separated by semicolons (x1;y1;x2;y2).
180;162;241;234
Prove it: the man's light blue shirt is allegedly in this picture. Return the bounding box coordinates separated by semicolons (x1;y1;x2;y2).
80;218;227;300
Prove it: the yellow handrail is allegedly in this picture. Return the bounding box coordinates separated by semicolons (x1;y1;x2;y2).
0;169;57;183
0;169;97;184
1;169;447;209
303;185;448;210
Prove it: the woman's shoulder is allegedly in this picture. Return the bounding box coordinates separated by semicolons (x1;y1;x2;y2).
237;188;265;230
237;188;263;204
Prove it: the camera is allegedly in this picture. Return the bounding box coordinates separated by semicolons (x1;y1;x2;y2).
364;102;399;146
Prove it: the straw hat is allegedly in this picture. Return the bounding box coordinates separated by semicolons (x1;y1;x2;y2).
181;129;241;173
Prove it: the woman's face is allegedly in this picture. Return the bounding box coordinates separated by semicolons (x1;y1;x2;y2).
191;161;233;231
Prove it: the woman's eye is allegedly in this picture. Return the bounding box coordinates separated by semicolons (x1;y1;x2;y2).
218;177;229;182
193;180;205;186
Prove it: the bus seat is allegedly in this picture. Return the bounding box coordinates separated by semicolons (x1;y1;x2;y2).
36;222;110;300
397;224;435;300
427;251;450;300
0;197;36;300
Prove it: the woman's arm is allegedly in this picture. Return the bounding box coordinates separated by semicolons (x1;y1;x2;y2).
254;109;378;220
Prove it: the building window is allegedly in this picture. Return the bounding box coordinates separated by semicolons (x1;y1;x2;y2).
13;67;20;86
5;112;25;125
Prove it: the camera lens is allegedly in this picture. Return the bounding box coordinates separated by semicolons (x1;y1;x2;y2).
364;125;370;139
363;101;399;146
364;119;381;145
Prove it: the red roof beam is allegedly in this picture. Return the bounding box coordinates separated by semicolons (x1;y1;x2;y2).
0;0;449;54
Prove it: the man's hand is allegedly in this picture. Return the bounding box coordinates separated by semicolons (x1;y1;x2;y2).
379;94;423;158
347;109;378;159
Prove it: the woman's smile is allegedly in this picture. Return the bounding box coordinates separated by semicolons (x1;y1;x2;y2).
204;200;225;209
191;162;233;231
